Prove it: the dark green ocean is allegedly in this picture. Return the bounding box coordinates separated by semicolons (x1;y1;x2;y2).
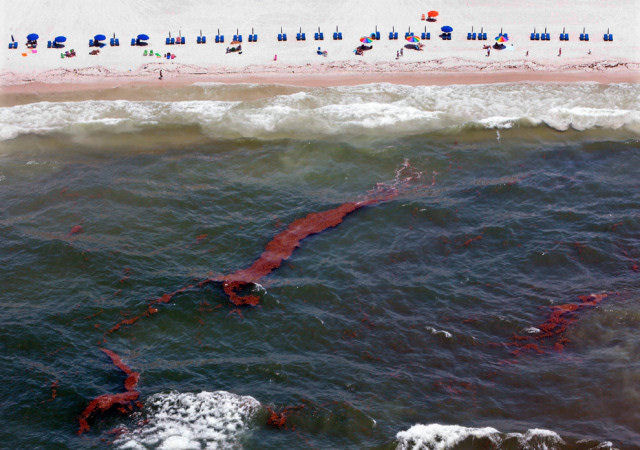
1;82;639;448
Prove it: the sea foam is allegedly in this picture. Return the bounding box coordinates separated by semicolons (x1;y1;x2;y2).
114;390;261;449
396;423;566;449
1;83;638;142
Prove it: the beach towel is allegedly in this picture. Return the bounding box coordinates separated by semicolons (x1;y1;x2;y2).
22;53;27;57
32;49;37;54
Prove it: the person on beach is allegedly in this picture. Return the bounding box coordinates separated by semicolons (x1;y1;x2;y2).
487;47;490;57
558;47;562;57
159;69;163;80
400;48;403;56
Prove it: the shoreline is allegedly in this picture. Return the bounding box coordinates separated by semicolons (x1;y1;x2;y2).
1;67;639;97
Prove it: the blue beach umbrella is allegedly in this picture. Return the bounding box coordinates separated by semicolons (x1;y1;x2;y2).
94;34;106;41
54;36;67;43
137;34;149;40
27;33;39;41
441;26;453;33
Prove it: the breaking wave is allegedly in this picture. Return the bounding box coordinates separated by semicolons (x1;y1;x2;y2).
0;82;638;142
395;423;616;450
114;391;261;449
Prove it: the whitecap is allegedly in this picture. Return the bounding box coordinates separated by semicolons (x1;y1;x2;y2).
114;390;261;449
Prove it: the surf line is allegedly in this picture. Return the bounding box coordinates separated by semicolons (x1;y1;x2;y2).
79;161;428;433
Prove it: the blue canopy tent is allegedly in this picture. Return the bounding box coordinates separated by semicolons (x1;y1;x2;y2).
52;35;67;48
27;33;39;42
137;34;149;40
441;26;453;33
91;34;106;47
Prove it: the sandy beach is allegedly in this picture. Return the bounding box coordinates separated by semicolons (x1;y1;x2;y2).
2;0;639;92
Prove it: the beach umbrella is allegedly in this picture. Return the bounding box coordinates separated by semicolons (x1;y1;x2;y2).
137;34;149;41
360;36;373;43
441;26;453;33
54;36;67;43
27;33;39;41
94;34;106;41
495;35;508;42
406;35;421;43
428;10;439;18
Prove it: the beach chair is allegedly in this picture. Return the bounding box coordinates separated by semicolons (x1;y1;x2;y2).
467;27;476;40
143;49;148;56
48;40;52;48
197;36;202;44
132;38;137;46
421;32;430;40
89;39;94;47
421;13;426;21
13;42;18;48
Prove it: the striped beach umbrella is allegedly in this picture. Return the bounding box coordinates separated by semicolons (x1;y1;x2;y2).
495;35;508;43
360;36;373;44
406;35;421;43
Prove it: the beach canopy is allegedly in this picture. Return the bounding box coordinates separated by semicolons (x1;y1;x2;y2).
406;35;420;43
54;36;67;43
441;26;453;33
360;36;373;43
495;34;508;42
27;33;39;41
94;34;106;41
137;34;149;40
428;11;439;18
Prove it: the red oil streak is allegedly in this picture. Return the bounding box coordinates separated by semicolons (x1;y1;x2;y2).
507;293;608;357
104;162;426;334
78;349;140;435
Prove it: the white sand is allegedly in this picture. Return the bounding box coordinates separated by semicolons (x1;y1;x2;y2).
1;0;639;86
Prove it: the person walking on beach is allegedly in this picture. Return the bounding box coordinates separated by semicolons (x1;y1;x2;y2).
486;47;490;57
159;69;163;80
558;47;562;57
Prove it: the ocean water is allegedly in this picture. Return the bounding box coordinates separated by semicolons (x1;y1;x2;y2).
0;82;639;449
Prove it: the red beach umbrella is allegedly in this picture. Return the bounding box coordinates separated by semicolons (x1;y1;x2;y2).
428;10;439;18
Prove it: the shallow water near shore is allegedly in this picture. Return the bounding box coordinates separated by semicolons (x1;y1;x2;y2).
0;82;639;448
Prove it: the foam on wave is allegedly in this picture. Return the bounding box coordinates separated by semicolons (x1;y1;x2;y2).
114;391;261;449
396;423;566;449
1;83;638;142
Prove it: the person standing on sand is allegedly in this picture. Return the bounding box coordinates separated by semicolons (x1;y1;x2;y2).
159;69;163;80
558;47;562;57
487;47;490;57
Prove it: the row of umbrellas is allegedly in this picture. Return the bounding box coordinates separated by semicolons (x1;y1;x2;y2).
359;27;508;44
24;33;149;41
